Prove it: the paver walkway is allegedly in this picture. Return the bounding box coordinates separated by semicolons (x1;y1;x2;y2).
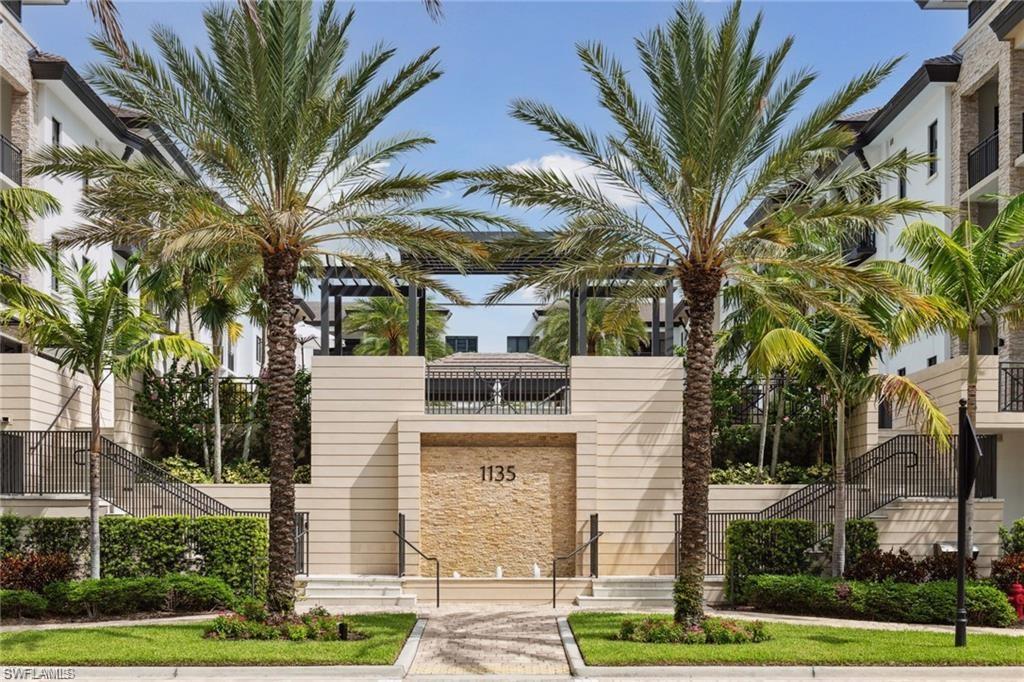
409;608;570;676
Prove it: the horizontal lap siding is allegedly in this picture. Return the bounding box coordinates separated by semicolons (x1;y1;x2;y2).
307;356;424;575
875;499;1003;573
572;356;684;576
0;355;111;431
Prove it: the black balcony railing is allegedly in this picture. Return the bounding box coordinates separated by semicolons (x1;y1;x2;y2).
843;227;877;265
1;134;22;185
425;365;570;414
968;1;995;27
999;362;1024;412
1;1;21;21
967;131;999;187
0;261;20;284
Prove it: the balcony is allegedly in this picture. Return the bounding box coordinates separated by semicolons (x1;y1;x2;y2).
425;363;571;415
968;1;994;27
842;227;877;266
999;362;1024;412
967;131;998;188
1;1;21;21
0;261;20;284
0;134;22;185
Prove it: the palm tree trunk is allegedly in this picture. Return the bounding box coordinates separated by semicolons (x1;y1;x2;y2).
769;374;786;477
757;377;769;471
965;327;979;553
831;395;847;578
264;250;299;615
675;267;721;624
89;382;102;579
211;326;223;484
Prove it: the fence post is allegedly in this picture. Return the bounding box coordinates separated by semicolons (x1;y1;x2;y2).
589;513;599;577
397;513;406;577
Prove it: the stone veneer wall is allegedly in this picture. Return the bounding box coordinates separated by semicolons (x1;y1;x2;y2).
0;11;37;164
419;433;577;577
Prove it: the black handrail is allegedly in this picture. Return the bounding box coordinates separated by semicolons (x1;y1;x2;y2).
998;362;1024;412
425;365;571;415
393;528;440;608
28;386;82;461
552;530;603;608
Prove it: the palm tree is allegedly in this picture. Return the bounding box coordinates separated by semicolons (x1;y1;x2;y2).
344;296;450;360
749;277;952;576
30;0;510;613
892;194;1024;548
0;187;58;313
0;259;211;578
465;0;932;622
532;298;647;362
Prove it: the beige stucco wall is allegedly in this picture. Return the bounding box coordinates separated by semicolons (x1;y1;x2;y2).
0;354;112;431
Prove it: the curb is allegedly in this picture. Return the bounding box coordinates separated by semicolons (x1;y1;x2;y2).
555;617;1024;679
1;617;427;680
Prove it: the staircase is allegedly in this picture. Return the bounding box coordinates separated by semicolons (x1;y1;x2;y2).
576;576;674;610
297;576;416;609
687;434;994;576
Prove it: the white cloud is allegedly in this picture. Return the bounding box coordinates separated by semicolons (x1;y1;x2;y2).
508;153;640;209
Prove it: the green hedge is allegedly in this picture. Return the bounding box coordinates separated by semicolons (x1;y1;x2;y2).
743;574;1017;628
41;575;234;619
821;519;879;568
2;515;267;597
724;519;817;599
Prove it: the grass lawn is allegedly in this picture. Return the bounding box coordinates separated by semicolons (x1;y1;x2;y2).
568;613;1024;667
0;613;417;666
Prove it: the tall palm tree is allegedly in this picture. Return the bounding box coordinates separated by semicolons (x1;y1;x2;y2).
532;298;647;362
749;276;952;576
465;0;932;622
0;259;211;578
0;187;58;313
344;296;450;360
30;0;510;613
891;193;1024;548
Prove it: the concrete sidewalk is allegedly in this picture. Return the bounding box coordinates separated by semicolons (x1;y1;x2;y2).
706;607;1024;637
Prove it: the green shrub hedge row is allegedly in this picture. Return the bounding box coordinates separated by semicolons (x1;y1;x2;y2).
1;514;268;597
1;574;234;620
743;574;1017;628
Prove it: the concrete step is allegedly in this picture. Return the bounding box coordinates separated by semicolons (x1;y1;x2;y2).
591;577;673;589
576;596;673;610
298;595;417;608
304;586;404;598
592;585;672;598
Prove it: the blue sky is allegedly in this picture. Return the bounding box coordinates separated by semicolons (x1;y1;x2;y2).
25;1;966;351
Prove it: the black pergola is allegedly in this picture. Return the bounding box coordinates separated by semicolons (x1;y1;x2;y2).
317;233;678;358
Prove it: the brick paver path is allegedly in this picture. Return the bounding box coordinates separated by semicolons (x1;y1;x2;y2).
409;608;569;676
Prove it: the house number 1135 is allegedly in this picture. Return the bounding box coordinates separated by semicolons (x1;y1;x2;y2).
481;465;516;482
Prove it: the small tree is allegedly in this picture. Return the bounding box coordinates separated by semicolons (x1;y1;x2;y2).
344;296;450;360
0;188;58;313
1;259;212;577
532;299;648;362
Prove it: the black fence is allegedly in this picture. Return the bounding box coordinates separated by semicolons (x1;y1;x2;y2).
675;434;996;576
425;365;571;415
999;362;1024;412
842;227;877;265
1;134;22;185
968;131;999;187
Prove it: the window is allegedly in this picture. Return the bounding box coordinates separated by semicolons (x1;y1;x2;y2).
898;149;908;198
227;343;235;372
878;400;893;429
897;367;906;377
927;121;938;176
927;356;937;367
256;335;264;364
51;118;61;147
445;336;478;353
507;336;531;353
50;247;59;291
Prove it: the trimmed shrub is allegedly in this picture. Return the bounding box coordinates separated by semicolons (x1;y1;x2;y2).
743;574;1017;627
821;519;879;568
204;604;351;641
0;515;26;557
23;518;88;558
999;519;1024;555
918;553;977;582
164;574;235;612
725;519;816;599
990;552;1024;592
0;589;48;618
845;548;927;583
191;516;269;597
0;553;77;592
100;516;191;578
617;616;769;645
66;577;168;618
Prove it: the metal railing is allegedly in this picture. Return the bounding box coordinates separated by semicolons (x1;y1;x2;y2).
968;1;994;27
553;514;601;607
967;130;999;187
676;434;994;576
425;365;570;415
395;513;439;607
0;134;21;185
999;362;1024;412
842;227;877;265
0;261;21;284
